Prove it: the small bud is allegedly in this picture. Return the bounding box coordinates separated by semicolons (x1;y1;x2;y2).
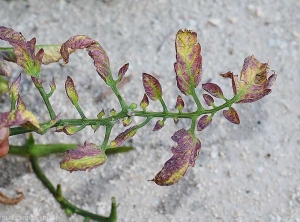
173;117;179;124
97;109;105;119
49;77;56;92
153;120;164;131
129;103;137;110
65;76;79;105
175;95;184;112
203;94;214;106
123;117;132;127
140;94;149;111
60;142;107;172
9;74;21;104
110;109;117;116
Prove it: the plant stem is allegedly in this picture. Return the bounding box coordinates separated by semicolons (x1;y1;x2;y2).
34;85;56;120
102;124;113;147
29;155;117;221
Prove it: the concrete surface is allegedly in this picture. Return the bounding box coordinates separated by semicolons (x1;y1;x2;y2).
0;0;299;221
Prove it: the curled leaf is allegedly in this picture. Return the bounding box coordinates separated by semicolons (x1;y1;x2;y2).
203;94;214;106
197;115;212;131
223;107;240;124
151;129;201;186
142;73;162;101
0;26;43;77
0;110;40;131
140;94;149;111
175;95;184;112
60;142;107;172
174;29;202;95
118;63;129;82
60;35;111;83
16;95;26;111
65;76;78;105
110;126;138;147
221;55;277;103
153;120;164;131
202;83;224;99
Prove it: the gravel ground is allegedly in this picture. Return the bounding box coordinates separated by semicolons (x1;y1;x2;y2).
0;0;300;221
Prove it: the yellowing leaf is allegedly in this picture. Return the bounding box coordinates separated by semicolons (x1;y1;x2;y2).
151;129;201;186
174;30;202;95
142;73;162;101
221;55;277;103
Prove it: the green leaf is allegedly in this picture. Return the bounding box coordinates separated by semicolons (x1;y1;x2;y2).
174;29;202;95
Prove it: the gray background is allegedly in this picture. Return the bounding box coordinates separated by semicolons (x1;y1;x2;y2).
0;0;299;221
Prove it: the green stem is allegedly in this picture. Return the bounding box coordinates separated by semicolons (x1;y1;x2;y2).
29;155;117;221
159;97;168;113
35;85;56;120
9;92;241;137
191;88;203;110
74;103;86;119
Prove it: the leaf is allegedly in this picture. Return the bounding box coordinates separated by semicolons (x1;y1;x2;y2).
118;63;129;82
16;95;26;111
142;73;162;101
0;110;40;131
35;44;66;65
60;142;107;172
110;126;138;147
60;35;111;83
220;55;277;103
175;95;184;111
65;76;78;105
202;83;224;99
174;29;202;95
0;54;11;77
203;94;214;106
153;120;164;131
0;26;43;78
140;93;149;111
197;115;212;131
9;74;21;105
223;107;240;124
49;77;56;92
151;129;201;186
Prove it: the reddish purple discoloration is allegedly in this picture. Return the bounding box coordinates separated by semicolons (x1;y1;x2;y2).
202;83;224;98
223;107;240;124
142;73;162;101
203;94;214;106
197;115;212;131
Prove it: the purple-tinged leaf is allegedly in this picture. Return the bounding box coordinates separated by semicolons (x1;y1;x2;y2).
118;63;129;82
16;95;26;111
175;95;184;112
65;76;78;105
60;142;107;172
49;77;56;92
31;76;43;87
60;35;111;83
202;83;224;99
0;110;40;131
151;129;201;186
140;94;149;111
110;126;138;147
223;107;240;124
203;94;214;106
197;115;212;131
174;30;202;95
0;55;11;77
220;55;277;103
153;120;164;131
0;27;43;77
142;73;162;101
9;74;21;104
